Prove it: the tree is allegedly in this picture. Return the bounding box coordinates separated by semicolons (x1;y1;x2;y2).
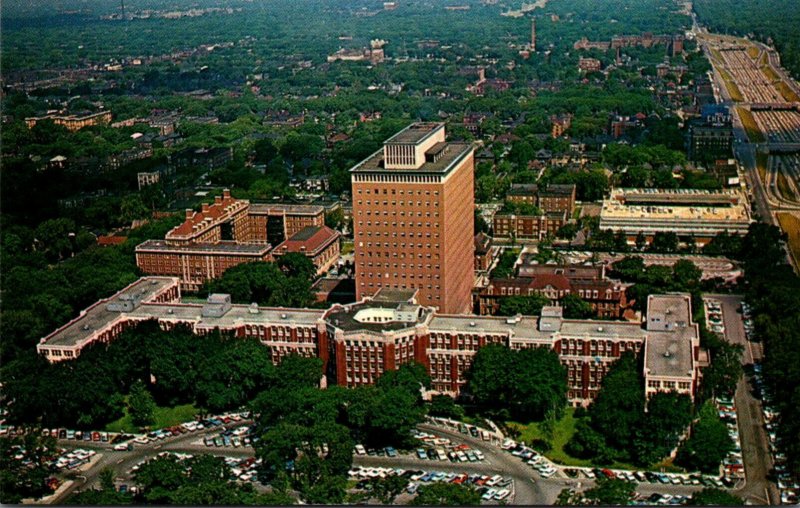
411;483;481;506
560;294;595;319
34;218;77;261
677;401;735;473
466;345;567;421
128;380;156;428
325;208;346;230
583;477;636;505
511;348;568;420
649;231;679;253
688;488;744;506
589;352;644;452
368;475;409;504
277;252;316;282
497;294;550;316
672;259;702;290
120;195;150;224
0;432;57;504
135;455;187;504
428;395;465;420
632;391;693;465
697;342;742;401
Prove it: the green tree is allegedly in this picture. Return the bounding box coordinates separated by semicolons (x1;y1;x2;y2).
688;488;744;506
583;477;636;505
589;352;644;452
632;391;693;465
649;231;680;253
497;294;550;316
0;432;57;504
560;294;595;319
128;380;156;428
428;395;465;420
368;475;409;504
411;483;481;506
677;401;735;473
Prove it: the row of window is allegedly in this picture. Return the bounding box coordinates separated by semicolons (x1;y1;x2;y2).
648;380;692;390
359;224;438;234
357;201;439;209
357;189;439;196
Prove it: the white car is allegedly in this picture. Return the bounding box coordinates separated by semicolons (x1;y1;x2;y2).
482;488;497;500
114;442;130;451
539;468;557;478
354;444;366;455
494;489;511;500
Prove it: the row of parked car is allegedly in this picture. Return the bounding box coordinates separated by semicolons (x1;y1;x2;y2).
754;371;800;505
412;429;487;463
739;302;756;341
52;448;97;471
203;424;255;448
348;466;513;502
705;299;725;335
426;416;497;442
715;396;744;483
501;441;557;478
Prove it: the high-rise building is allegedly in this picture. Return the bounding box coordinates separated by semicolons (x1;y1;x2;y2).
350;122;475;314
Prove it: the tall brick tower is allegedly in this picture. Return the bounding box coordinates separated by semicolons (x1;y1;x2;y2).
531;17;536;53
350;123;475;314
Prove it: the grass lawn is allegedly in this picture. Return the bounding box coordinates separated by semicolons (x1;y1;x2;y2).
777;172;798;201
777;213;800;267
776;81;800;102
506;409;684;472
341;241;354;255
761;65;780;82
737;108;766;143
105;401;198;433
719;69;744;102
756;152;769;183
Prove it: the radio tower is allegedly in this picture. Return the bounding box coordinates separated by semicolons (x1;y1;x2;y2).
531;17;537;53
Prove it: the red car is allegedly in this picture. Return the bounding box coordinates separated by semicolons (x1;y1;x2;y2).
602;469;616;479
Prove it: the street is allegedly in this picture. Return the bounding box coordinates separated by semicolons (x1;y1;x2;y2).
705;295;779;505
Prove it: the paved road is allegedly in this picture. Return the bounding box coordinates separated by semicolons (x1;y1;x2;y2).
705;295;778;505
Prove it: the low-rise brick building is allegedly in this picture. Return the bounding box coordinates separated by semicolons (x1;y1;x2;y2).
272;226;341;276
135;190;326;290
475;264;628;318
37;277;704;407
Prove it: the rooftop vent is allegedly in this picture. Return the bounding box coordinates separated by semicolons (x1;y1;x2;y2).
597;326;604;332
167;309;174;314
151;280;158;285
248;303;259;314
469;322;476;327
281;313;288;319
83;325;90;331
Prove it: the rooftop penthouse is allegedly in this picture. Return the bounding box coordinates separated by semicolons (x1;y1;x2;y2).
351;122;474;176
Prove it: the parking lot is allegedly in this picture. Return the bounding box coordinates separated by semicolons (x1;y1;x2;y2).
349;466;515;504
705;295;784;504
